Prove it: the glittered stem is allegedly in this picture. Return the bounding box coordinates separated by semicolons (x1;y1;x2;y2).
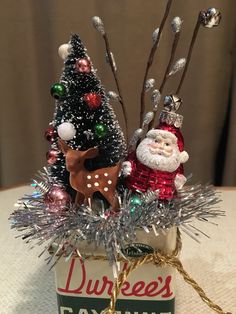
176;12;203;94
160;32;181;93
139;0;174;128
102;33;128;136
148;31;181;130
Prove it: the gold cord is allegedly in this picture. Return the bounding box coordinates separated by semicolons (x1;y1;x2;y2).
82;229;231;314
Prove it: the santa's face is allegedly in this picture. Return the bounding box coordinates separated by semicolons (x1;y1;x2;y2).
148;133;175;157
136;130;183;172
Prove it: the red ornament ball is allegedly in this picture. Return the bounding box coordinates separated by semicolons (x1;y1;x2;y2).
46;149;59;165
84;93;102;109
44;186;71;212
44;127;57;142
75;58;91;73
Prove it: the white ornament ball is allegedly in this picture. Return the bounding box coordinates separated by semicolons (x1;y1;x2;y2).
58;44;72;60
58;122;76;140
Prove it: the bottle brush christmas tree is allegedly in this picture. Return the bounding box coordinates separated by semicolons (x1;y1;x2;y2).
45;34;126;209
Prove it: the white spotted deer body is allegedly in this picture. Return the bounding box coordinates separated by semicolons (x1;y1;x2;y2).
59;140;121;211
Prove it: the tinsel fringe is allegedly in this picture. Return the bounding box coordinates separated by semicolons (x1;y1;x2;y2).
10;169;224;266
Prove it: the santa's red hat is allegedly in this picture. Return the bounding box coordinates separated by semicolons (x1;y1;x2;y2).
156;123;184;152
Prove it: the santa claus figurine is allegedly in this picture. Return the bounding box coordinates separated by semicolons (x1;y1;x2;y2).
123;95;189;201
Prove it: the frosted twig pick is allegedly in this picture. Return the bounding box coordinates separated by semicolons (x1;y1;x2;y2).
176;8;221;94
92;16;128;136
148;16;182;130
139;0;174;128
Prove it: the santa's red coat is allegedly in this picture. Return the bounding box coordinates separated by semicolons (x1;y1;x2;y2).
125;152;182;200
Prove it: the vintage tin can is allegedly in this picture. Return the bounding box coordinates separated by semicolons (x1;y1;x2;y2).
55;228;177;314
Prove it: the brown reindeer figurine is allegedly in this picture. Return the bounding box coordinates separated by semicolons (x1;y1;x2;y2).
58;139;121;212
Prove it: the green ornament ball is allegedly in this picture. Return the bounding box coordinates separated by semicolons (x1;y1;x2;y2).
130;207;135;214
130;195;142;215
130;195;142;206
50;83;66;99
94;123;107;138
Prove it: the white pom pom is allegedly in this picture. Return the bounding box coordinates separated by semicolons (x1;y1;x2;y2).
58;122;76;140
58;44;72;60
180;151;189;164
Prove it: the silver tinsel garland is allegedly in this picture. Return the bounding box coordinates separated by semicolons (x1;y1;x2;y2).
10;168;224;267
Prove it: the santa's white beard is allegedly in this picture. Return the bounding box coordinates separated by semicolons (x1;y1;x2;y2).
136;140;181;172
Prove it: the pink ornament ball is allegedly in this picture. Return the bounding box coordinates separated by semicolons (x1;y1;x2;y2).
44;127;57;142
75;58;91;73
44;186;71;212
46;149;59;165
